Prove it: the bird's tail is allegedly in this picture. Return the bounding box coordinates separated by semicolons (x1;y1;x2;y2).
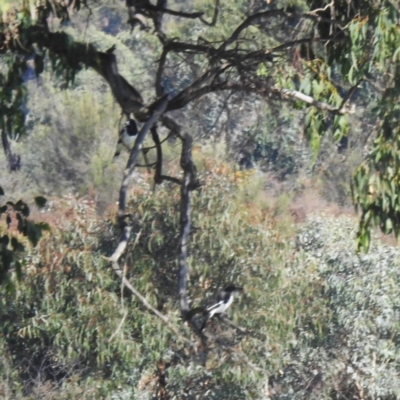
200;313;210;332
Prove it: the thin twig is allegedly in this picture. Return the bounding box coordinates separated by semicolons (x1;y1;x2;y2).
220;315;250;334
307;2;334;15
110;260;194;347
142;131;173;152
108;311;128;343
151;126;164;185
339;78;363;110
108;230;142;343
279;87;355;114
200;0;219;26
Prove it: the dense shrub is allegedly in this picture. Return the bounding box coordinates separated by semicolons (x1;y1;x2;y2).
2;151;400;400
0;168;294;399
275;214;400;399
2;162;400;399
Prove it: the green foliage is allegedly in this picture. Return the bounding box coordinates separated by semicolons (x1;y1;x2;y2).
270;2;400;247
351;6;400;251
2;172;400;397
0;170;293;398
20;82;121;201
1;0;400;250
0;55;28;141
236;99;311;186
284;214;400;399
0;187;48;288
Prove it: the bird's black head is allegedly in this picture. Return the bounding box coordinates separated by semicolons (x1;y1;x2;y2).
224;285;243;292
125;119;138;136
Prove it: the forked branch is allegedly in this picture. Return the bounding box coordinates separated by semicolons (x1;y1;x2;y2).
110;95;168;265
151;127;180;185
118;95;169;218
200;0;220;26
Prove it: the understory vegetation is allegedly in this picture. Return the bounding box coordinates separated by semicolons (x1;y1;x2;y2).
2;160;400;398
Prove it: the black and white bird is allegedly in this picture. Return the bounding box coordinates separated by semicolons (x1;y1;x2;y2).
113;119;138;161
201;285;243;331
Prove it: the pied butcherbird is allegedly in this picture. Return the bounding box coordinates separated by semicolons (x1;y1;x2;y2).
201;285;243;331
113;119;138;161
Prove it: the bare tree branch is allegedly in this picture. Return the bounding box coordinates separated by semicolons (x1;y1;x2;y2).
160;116;185;142
216;10;287;54
339;78;364;109
109;217;133;264
147;4;204;19
279;87;355;114
155;47;169;96
151;126;163;185
96;51;144;115
151;126;181;185
167;79;355;116
105;99;195;347
118;95;169;218
178;134;202;337
239;35;346;63
167;64;231;111
109;96;169;266
9;12;349;124
178;138;205;341
155;40;218;95
179;134;194;319
141;149;152;174
199;0;220;26
215;9;346;59
18;29;145;116
142;132;173;152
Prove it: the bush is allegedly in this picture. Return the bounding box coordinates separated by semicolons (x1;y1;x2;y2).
274;214;400;399
0;166;294;399
2;162;400;399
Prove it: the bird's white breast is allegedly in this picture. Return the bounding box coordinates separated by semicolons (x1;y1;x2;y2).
122;131;136;148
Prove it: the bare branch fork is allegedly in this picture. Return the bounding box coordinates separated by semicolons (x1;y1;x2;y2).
107;96;195;346
109;126;202;344
199;0;220;26
110;95;168;265
118;95;169;218
4;12;354;128
151;127;181;186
